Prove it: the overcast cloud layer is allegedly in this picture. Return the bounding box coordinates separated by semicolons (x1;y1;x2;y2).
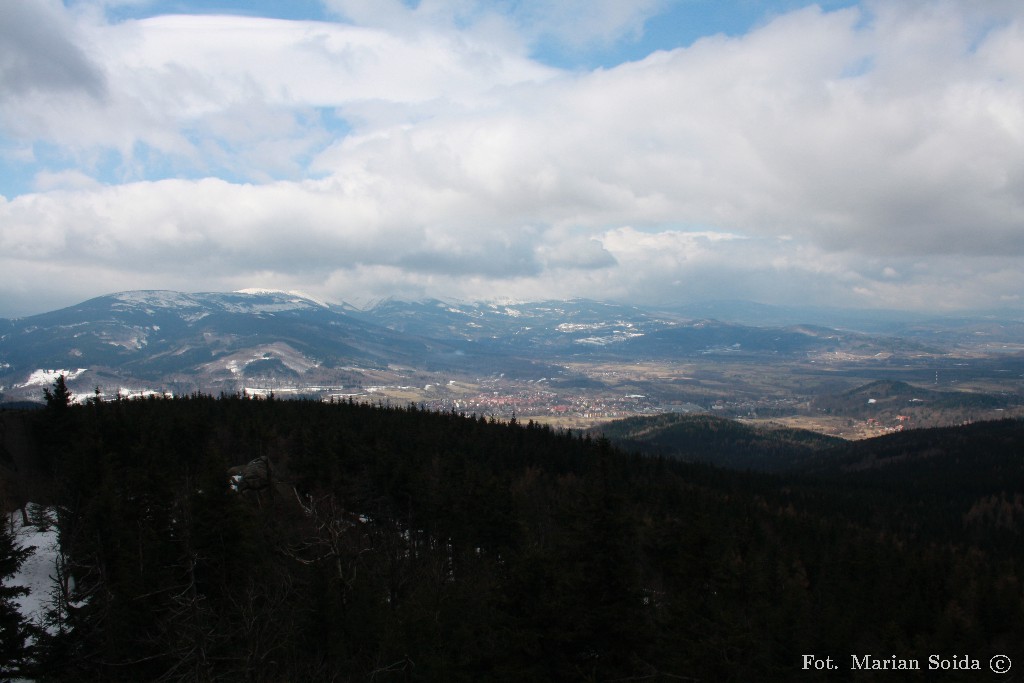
1;0;1023;317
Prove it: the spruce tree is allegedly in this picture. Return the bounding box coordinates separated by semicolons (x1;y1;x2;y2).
42;375;72;411
0;519;35;679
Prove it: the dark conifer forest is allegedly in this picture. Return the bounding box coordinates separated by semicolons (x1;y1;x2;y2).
2;390;1024;681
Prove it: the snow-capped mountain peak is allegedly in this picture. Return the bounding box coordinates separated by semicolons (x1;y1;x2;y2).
233;289;331;309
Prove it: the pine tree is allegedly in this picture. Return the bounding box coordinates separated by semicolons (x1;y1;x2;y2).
42;375;72;411
0;519;36;679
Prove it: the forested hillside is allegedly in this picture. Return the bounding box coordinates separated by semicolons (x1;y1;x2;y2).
2;392;1024;681
592;413;844;471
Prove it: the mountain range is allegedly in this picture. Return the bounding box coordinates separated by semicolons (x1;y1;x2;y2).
1;289;1021;410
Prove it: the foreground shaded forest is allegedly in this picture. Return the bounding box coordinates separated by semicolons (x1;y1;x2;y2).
2;392;1024;681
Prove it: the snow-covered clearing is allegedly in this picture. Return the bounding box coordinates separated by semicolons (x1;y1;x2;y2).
7;506;58;633
16;369;87;389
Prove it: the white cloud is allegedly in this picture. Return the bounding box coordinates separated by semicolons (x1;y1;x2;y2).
1;1;1024;316
0;10;556;181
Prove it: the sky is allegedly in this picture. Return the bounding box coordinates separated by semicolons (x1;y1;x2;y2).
1;0;1023;317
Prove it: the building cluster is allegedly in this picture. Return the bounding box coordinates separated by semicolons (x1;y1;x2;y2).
421;388;667;421
864;416;909;434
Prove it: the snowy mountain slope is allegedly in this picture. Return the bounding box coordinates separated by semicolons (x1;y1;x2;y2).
0;290;452;401
0;290;947;403
349;297;681;350
352;297;919;359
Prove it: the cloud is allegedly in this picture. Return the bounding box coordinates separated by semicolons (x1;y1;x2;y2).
0;0;106;98
0;177;552;279
315;3;1024;255
0;9;556;181
1;1;1024;316
537;234;618;270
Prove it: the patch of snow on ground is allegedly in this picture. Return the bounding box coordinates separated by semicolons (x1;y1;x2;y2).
244;387;301;397
16;369;87;388
9;506;59;633
573;332;644;345
105;334;147;350
557;322;606;333
113;290;200;309
233;289;330;309
117;388;173;400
